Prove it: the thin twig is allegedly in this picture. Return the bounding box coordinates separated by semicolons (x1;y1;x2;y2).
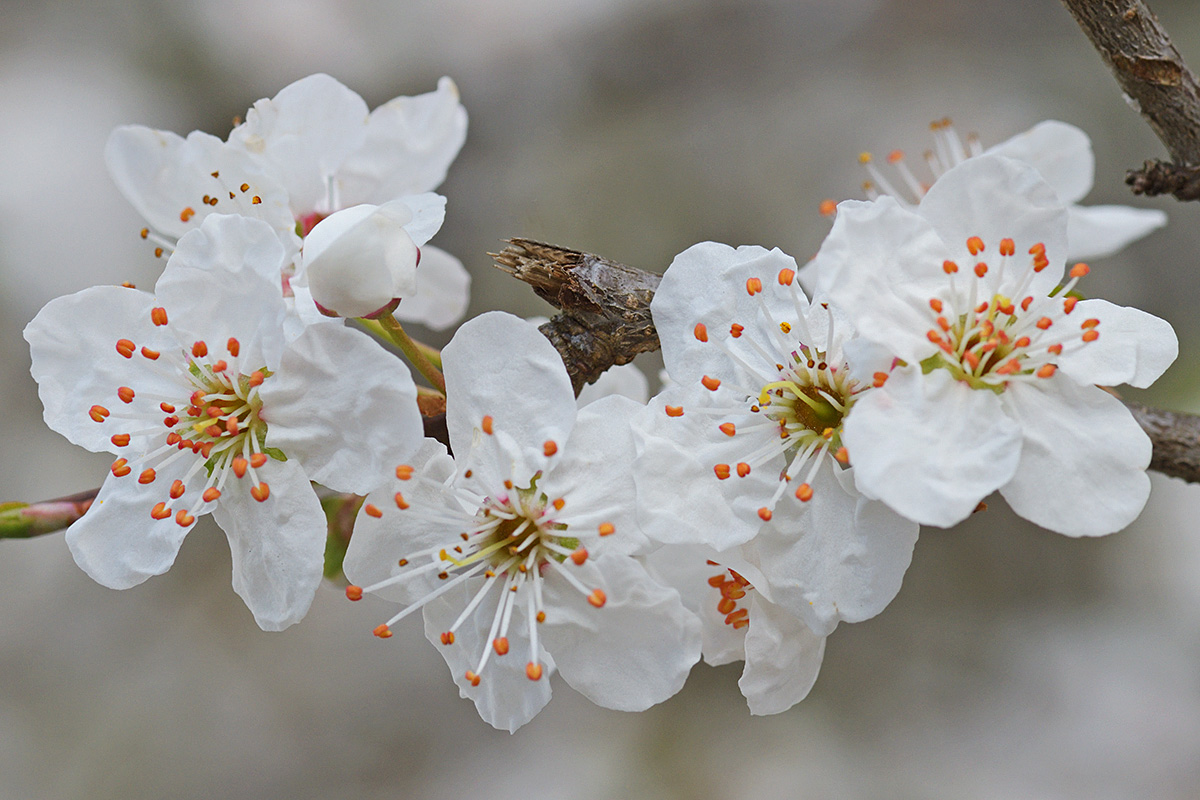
1126;158;1200;199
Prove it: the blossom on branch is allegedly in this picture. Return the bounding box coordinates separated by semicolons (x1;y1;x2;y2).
809;154;1178;535
23;214;424;629
343;312;701;732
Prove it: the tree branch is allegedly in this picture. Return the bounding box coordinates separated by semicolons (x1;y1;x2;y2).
1061;0;1200;167
496;239;1200;485
1125;158;1200;199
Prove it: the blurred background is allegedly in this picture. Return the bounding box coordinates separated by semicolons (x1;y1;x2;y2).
2;0;1200;797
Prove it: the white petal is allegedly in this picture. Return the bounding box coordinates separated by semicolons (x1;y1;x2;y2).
24;285;178;453
423;580;553;733
1055;298;1177;388
540;395;648;556
842;367;1022;527
739;596;826;716
919;154;1069;296
1000;379;1151;536
65;463;200;589
641;545;748;666
394;192;447;248
154;214;290;369
576;363;650;407
211;458;326;630
338;76;468;204
392;245;471;331
257;322;423;494
1065;204;1168;260
443;312;576;462
810;197;949;363
985;120;1095;204
301;201;420;318
540;555;701;712
342;440;461;605
748;461;917;635
229;73;369;213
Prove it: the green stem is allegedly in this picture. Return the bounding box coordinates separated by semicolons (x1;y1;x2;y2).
354;318;444;370
0;489;97;539
372;311;447;393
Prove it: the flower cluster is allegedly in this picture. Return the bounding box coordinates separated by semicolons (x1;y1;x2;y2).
21;73;1177;732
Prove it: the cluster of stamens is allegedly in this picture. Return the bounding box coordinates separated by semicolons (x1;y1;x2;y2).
347;417;614;687
706;562;752;630
89;305;273;527
136;169;265;259
850;118;982;210
665;268;863;520
910;236;1098;390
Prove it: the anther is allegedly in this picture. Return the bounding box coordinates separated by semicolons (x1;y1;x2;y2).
1047;343;1063;355
1036;364;1057;378
569;547;589;566
154;247;164;258
543;440;558;457
858;152;872;164
778;268;795;285
251;483;270;502
1082;330;1099;342
111;458;131;477
250;453;267;468
665;405;684;417
701;375;721;391
249;371;264;387
190;341;207;358
966;236;985;255
552;498;565;511
1021;297;1034;311
212;360;227;372
943;260;959;274
493;637;510;656
151;307;168;326
929;298;943;313
374;625;393;639
999;238;1015;256
736;462;751;478
598;522;615;536
232;456;248;478
175;510;195;527
163;415;179;427
1029;242;1045;256
974;262;988;278
873;372;889;387
746;277;763;295
1081;318;1100;329
1036;317;1053;330
89;405;110;422
168;479;185;499
481;415;494;435
714;463;731;480
116;339;136;358
202;487;221;502
240;183;250;192
141;347;160;360
150;502;171;520
364;503;382;518
139;228;149;239
757;507;772;521
1014;336;1031;348
588;589;607;608
251;196;262;205
394;492;409;510
180;207;195;222
694;323;708;342
536;611;546;623
719;423;736;437
819;199;837;216
834;447;849;464
1070;262;1090;279
346;585;363;601
730;323;744;338
779;321;791;334
395;465;414;480
1063;296;1078;314
525;663;543;681
439;631;454;644
795;483;813;502
225;417;239;435
110;433;130;447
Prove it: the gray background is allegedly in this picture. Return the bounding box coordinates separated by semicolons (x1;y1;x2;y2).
1;0;1199;797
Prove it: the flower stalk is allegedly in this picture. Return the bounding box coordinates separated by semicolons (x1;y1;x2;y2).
371;311;447;393
0;490;96;540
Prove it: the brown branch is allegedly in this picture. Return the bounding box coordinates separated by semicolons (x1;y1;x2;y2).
496;238;1200;485
1125;158;1200;199
491;239;662;395
1061;0;1200;165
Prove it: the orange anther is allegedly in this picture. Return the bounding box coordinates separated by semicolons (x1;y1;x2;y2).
664;405;684;417
166;432;181;446
364;503;382;518
151;307;168;326
719;423;736;437
493;637;510;656
232;456;248;478
191;341;207;358
221;417;236;435
598;522;615;536
1036;364;1057;378
249;453;267;468
887;149;905;164
251;196;262;205
374;625;393;639
110;458;131;477
730;323;744;338
110;433;131;447
205;425;223;438
1081;318;1100;329
1029;242;1046;256
927;330;945;345
929;298;943;313
967;236;985;255
701;375;721;391
714;463;731;480
717;597;736;615
346;586;363;601
818;198;837;217
139;228;149;239
394;492;409;510
795;483;813;502
226;337;240;357
240;183;250;193
552;498;565;511
778;268;796;285
115;340;137;360
1033;255;1050;271
1047;343;1063;355
202;487;221;502
858;151;872;164
1082;330;1099;342
943;260;959;274
873;372;889;388
438;630;454;644
1036;317;1053;330
1014;336;1031;348
571;548;589;565
212;360;227;372
725;608;749;626
1021;296;1034;311
974;262;988;278
180;206;195;222
141;346;160;360
525;663;543;681
163;415;179;428
167;479;184;499
707;574;727;588
1069;262;1090;279
175;510;195;527
154;247;164;258
150;502;171;520
834;447;849;464
694;323;708;342
543;440;558;457
937;316;950;332
1063;296;1078;314
757;507;772;521
964;351;980;370
995;358;1022;375
736;462;751;478
249;371;265;387
251;483;270;502
89;404;111;422
395;465;414;480
481;415;494;435
999;238;1015;256
587;589;607;608
746;277;763;295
